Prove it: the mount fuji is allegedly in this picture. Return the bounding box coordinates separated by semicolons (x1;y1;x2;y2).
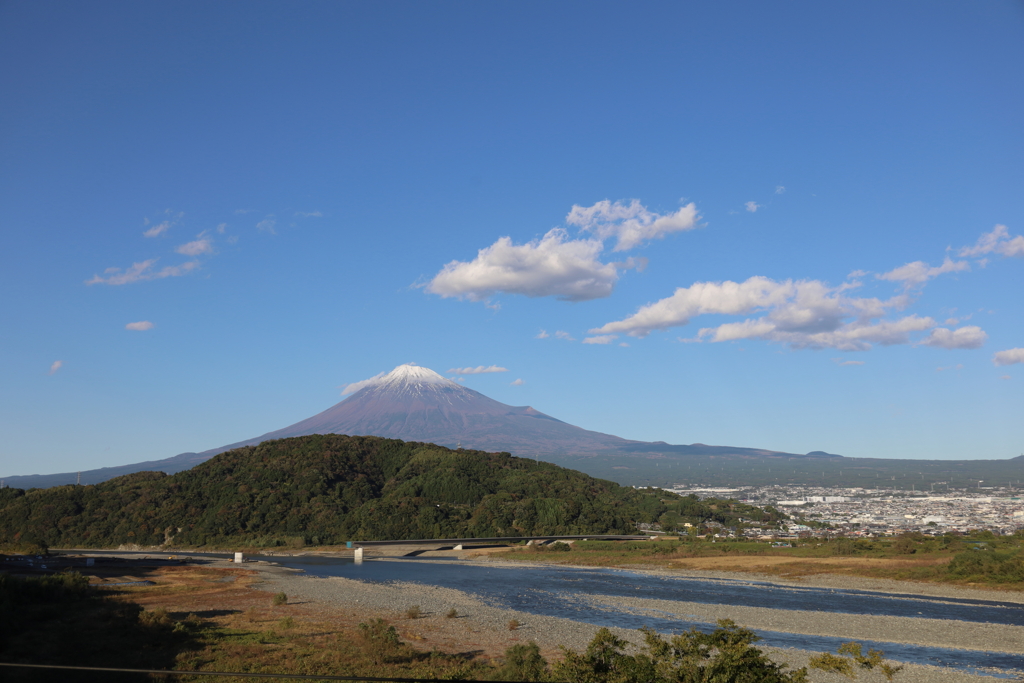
201;363;641;456
2;363;822;488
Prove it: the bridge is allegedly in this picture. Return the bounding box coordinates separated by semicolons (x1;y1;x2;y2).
345;534;654;557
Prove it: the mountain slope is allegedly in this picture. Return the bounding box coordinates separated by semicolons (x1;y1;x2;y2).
207;364;639;456
0;434;671;547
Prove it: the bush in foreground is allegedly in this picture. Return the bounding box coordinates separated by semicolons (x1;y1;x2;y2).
552;620;810;683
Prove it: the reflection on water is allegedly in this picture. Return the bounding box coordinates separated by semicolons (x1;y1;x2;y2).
270;555;1024;678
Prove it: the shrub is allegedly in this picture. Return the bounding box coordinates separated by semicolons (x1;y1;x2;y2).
495;642;547;681
810;642;903;681
947;549;1024;583
831;538;856;556
555;621;809;683
278;616;295;630
507;619;520;631
358;618;403;664
405;604;421;619
138;607;173;629
272;591;287;606
446;608;458;619
809;652;854;676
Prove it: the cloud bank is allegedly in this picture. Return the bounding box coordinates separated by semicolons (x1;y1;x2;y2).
427;199;698;303
427;229;620;302
918;326;987;350
565;199;699;252
878;256;969;288
125;321;154;331
588;223;1017;353
993;348;1024;366
959;224;1024;258
591;275;952;351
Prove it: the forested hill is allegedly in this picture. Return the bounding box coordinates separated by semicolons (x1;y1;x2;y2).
0;435;674;549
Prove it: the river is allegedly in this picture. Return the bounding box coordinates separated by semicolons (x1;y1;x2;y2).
271;555;1024;678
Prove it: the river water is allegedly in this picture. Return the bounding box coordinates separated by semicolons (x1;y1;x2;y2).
270;555;1024;678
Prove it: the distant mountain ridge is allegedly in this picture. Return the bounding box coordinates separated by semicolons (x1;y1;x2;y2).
4;363;805;487
4;363;1017;490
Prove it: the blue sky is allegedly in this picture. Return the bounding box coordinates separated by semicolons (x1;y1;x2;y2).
1;1;1022;478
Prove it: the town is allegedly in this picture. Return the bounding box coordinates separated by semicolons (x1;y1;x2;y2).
667;484;1024;538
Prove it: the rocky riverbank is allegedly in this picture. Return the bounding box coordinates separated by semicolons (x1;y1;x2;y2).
250;558;1021;682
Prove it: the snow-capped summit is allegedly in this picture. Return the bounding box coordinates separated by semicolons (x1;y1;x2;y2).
339;363;459;398
380;363;453;385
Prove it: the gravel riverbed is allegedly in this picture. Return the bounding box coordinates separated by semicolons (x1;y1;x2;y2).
251;558;1022;682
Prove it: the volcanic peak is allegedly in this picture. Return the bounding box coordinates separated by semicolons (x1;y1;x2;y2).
375;363;457;389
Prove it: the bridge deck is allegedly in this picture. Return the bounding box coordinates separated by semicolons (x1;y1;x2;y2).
350;534;652;547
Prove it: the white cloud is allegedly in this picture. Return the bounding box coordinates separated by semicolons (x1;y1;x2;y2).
125;321;154;331
295;211;323;218
511;378;525;386
447;365;508;375
427;199;699;304
1001;374;1011;380
566;199;699;252
216;223;227;234
877;256;969;288
554;330;576;341
775;186;786;194
257;217;277;234
86;259;200;285
426;229;622;302
340;371;387;395
918;326;988;350
959;224;1024;258
48;360;63;375
535;329;550;339
582;335;617;345
593;275;943;351
700;315;938;351
993;348;1024;366
833;359;865;366
143;221;172;238
745;201;760;213
591;276;801;337
175;238;213;256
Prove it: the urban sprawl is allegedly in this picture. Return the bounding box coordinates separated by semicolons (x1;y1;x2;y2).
665;485;1024;538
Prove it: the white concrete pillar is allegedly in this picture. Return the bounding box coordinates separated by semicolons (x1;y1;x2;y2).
353;547;363;564
234;552;244;563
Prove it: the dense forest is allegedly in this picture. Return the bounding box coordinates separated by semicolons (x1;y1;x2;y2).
0;435;684;548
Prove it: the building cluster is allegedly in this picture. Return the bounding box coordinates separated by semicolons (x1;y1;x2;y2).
669;484;1024;537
